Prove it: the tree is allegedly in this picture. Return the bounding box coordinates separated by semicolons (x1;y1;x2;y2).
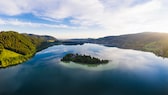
0;43;3;54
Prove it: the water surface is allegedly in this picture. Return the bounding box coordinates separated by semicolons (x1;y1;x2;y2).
1;43;168;95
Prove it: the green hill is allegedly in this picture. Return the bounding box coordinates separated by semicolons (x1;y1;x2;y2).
23;33;58;51
0;31;57;68
0;31;36;55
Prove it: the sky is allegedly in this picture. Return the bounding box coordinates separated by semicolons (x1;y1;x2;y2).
0;0;168;39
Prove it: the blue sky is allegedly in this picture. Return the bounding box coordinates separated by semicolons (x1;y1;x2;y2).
0;0;168;39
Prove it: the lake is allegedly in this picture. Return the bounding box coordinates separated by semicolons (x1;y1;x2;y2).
0;43;168;95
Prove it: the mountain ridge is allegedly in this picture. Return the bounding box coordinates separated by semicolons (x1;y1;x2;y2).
64;32;168;57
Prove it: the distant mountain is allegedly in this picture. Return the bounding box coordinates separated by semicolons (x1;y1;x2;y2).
65;32;168;57
0;31;58;67
61;39;91;45
92;32;168;57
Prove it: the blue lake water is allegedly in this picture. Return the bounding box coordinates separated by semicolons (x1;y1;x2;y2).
1;43;168;95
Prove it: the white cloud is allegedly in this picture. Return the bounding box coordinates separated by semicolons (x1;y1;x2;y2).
0;19;84;29
0;0;22;15
0;0;168;36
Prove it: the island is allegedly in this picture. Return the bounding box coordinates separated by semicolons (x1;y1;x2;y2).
61;53;109;64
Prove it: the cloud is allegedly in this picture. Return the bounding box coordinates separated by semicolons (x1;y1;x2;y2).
0;0;168;36
0;19;83;29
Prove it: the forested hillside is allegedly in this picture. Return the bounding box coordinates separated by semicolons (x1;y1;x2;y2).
0;31;36;55
23;33;57;51
0;31;57;67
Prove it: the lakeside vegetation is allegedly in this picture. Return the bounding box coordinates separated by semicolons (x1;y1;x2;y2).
61;53;109;64
0;31;58;68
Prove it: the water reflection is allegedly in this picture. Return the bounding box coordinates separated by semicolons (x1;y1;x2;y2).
39;43;168;72
1;43;168;95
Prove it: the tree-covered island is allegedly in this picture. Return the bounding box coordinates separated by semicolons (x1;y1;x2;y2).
61;53;109;64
